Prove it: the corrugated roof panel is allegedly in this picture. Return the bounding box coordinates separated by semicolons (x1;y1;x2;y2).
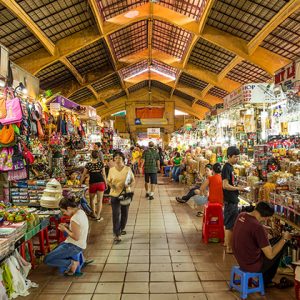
37;61;76;90
207;0;287;41
16;0;95;43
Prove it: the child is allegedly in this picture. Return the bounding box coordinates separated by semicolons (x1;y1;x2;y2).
66;172;80;186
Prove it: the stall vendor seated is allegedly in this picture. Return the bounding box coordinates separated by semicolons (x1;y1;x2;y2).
233;201;292;287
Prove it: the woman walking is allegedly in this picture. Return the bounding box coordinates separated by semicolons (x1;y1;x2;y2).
80;150;107;222
107;151;135;243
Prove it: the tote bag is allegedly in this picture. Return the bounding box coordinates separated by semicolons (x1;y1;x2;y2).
0;97;23;125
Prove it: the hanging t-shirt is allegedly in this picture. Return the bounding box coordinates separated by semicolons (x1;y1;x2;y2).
85;161;105;184
221;162;239;204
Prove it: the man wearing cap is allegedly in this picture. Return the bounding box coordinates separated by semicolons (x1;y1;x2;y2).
141;142;160;200
222;146;246;254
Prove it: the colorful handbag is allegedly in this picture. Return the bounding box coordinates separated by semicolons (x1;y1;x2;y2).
0;147;13;171
0;95;6;119
0;97;23;125
22;144;34;164
0;124;15;145
12;144;25;170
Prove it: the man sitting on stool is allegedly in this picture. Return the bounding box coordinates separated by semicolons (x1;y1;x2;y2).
232;201;291;287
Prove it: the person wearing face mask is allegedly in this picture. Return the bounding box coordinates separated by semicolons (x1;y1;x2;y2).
44;197;89;276
107;151;135;243
176;164;213;203
233;201;292;287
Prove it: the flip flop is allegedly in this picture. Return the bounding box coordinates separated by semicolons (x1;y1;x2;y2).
64;271;83;277
276;277;294;289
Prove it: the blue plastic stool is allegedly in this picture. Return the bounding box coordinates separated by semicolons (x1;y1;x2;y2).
59;252;85;274
229;266;265;299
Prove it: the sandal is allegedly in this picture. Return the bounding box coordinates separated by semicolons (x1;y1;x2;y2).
276;277;294;289
64;271;83;277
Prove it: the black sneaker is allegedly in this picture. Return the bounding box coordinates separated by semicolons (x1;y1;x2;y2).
146;193;149;198
149;196;154;200
121;230;127;235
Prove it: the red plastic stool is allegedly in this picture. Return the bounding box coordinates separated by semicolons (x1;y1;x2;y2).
202;203;224;243
20;240;36;268
38;227;51;255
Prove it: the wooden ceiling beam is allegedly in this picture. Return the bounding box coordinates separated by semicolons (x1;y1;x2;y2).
0;0;55;56
96;90;207;119
89;0;130;99
120;49;240;92
247;0;300;55
15;3;292;78
16;27;100;75
86;85;110;108
60;57;85;85
54;68;115;97
202;26;291;75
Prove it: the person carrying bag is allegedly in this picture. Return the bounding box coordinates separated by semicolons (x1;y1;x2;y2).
107;151;135;243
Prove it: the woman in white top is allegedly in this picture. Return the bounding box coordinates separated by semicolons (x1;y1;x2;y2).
44;197;89;275
107;151;135;243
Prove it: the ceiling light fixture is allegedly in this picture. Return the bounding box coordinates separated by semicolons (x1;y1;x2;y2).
124;10;139;18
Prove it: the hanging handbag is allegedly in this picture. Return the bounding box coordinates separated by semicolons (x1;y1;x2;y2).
118;188;134;206
0;147;14;171
22;144;34;164
0;94;6;119
0;124;15;145
12;144;25;170
0;97;23;125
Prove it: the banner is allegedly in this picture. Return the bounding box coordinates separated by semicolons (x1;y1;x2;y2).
224;83;279;109
274;60;300;90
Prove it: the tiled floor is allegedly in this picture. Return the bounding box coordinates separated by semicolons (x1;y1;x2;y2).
21;176;295;299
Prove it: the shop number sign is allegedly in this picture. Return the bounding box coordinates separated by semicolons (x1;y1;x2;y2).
147;128;160;139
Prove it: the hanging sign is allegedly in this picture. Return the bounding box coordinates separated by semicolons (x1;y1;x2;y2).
147;128;160;139
274;60;300;90
224;83;279;109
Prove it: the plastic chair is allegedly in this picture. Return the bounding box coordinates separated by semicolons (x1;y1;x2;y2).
202;202;224;243
59;252;85;274
229;266;265;299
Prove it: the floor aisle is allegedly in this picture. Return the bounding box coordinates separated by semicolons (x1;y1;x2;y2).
22;177;295;300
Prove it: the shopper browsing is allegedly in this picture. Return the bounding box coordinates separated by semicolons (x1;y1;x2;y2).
107;151;135;243
222;146;246;254
141;141;160;200
44;197;89;276
233;202;291;287
80;150;107;222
